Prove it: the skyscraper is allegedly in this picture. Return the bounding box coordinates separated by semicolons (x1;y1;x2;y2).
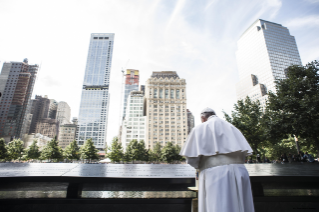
145;71;188;149
77;33;114;149
0;59;38;142
121;91;146;150
56;101;71;125
236;19;302;106
122;69;139;120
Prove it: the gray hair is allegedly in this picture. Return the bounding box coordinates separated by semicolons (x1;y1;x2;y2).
201;112;215;119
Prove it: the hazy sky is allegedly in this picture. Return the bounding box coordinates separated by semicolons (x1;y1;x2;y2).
0;0;318;144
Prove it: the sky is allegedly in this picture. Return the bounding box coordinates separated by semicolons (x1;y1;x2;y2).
0;0;318;144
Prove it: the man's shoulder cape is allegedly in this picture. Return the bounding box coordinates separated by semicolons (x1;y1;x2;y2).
180;116;253;157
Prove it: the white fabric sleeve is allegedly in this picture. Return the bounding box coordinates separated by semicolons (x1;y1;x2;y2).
186;156;201;169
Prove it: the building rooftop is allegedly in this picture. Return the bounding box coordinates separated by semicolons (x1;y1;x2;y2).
151;71;179;79
239;19;284;39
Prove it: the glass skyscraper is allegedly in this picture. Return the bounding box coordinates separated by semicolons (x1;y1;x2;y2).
236;19;302;106
77;33;114;149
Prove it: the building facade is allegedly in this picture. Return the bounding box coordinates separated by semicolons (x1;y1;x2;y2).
236;19;302;106
0;59;38;142
48;99;58;119
145;71;188;149
121;91;146;150
35;118;59;138
77;33;114;149
29;95;51;134
56;101;71;125
58;118;77;149
122;69;139;121
24;133;52;149
187;109;194;134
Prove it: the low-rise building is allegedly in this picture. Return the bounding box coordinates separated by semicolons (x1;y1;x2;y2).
58;117;78;148
24;133;52;149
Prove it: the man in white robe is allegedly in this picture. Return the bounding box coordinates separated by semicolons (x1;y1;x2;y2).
180;108;255;212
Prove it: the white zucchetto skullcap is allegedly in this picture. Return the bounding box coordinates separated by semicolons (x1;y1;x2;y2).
201;107;216;114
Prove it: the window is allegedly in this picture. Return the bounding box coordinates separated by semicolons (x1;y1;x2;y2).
176;89;180;99
154;89;157;98
170;90;174;99
165;89;169;99
159;89;163;99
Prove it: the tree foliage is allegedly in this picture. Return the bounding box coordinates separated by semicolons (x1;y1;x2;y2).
125;139;148;163
24;140;41;160
6;139;24;161
223;97;267;154
267;61;319;156
161;142;179;163
80;138;99;161
148;142;162;162
63;140;80;160
107;137;124;162
40;138;63;162
0;138;8;161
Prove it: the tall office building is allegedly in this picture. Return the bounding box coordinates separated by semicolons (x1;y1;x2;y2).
122;69;139;120
29;95;51;134
56;101;71;125
236;19;302;106
121;91;146;150
0;59;38;142
77;33;114;149
145;71;188;149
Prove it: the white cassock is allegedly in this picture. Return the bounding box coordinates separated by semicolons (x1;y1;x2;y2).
180;115;255;212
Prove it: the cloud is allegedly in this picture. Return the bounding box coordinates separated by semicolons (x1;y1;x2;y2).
285;15;319;28
303;0;319;3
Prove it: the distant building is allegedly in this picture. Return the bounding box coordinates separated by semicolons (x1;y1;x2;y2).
77;33;114;149
29;95;51;134
236;19;302;106
58;117;78;149
56;101;71;125
122;69;139;121
187;109;194;134
35;118;59;138
145;71;188;149
48;99;58;119
0;59;39;142
140;85;145;94
24;133;52;149
121;91;146;150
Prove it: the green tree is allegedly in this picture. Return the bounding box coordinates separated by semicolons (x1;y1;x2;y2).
6;139;24;161
40;138;63;162
223;97;267;155
149;142;162;163
24;140;41;161
267;61;319;157
107;137;124;163
161;142;177;163
125;139;147;163
63;140;80;161
0;138;8;161
80;138;99;162
174;144;184;162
